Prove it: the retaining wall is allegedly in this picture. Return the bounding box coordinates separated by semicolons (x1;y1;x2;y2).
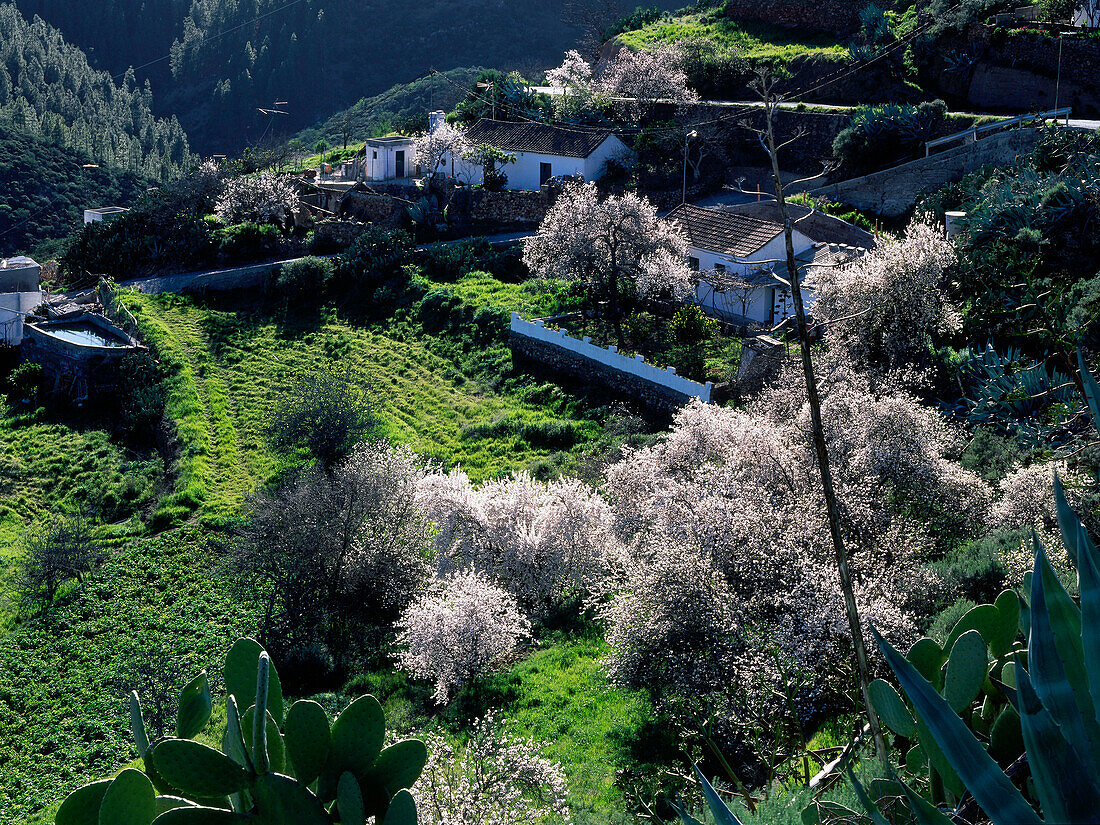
809;127;1046;216
509;312;712;410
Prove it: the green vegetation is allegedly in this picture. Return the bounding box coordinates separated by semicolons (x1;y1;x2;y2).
120;286;605;527
0;4;192;180
615;11;847;62
0;128;152;258
0;529;258;823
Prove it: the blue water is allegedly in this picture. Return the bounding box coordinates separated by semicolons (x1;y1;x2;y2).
46;324;128;347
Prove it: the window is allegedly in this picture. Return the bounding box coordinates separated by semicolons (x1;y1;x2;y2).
714;262;726;274
688;257;700;271
372;151;377;159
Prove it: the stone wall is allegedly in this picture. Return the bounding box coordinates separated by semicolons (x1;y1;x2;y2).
809;127;1046;216
465;188;550;228
510;313;712;412
315;219;373;247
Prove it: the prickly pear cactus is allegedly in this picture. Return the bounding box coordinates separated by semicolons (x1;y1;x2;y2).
867;589;1024;804
55;637;426;825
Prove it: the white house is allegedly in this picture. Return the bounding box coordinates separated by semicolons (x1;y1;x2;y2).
0;256;43;345
83;207;128;225
451;119;632;190
665;204;862;326
357;135;418;182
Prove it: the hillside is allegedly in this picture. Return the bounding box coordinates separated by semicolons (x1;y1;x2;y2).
0;128;153;258
13;0;594;154
0;3;193;180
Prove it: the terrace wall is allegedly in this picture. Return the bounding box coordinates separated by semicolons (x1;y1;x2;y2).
509;312;712;411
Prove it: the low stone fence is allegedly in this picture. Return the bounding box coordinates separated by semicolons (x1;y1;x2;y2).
509;312;712;410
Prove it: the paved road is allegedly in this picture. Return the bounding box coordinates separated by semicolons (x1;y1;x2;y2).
114;231;536;296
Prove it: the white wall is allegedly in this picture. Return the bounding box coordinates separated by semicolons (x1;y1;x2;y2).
511;312;712;402
365;142;415;181
688;228;816;324
0;291;42;345
451;135;632;191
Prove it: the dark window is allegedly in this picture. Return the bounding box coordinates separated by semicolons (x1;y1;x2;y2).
688;257;700;271
714;262;726;274
372;151;377;159
540;162;552;185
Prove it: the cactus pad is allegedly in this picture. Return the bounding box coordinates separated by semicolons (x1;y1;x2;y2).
284;700;331;787
868;678;916;737
224;639;284;724
176;672;213;740
98;769;156;825
150;739;252;797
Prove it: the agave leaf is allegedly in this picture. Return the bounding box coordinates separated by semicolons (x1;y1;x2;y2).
670;801;707;825
1078;523;1100;754
1077;349;1100;438
1053;470;1081;567
893;772;954;825
844;769;891;825
691;762;746;825
1015;661;1100;823
1029;535;1098;772
872;627;1041;825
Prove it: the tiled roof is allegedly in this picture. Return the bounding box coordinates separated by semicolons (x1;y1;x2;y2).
463;119;614;159
666;204;784;257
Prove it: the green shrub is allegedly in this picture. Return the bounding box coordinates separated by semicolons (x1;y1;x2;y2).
669;304;715;345
925;597;978;644
417;237;522;283
472;305;510;343
833;100;948;176
418;287;471;332
6;361;43;406
213;221;281;264
960;426;1023;484
931;529;1019;605
114;353;166;439
270;255;334;301
336;225;414;294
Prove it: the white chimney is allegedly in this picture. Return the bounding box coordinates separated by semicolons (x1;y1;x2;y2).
429;111;446;132
945;211;967;239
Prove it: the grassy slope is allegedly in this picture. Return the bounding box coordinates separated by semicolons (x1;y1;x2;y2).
122;289;603;525
0;528;257;823
616;12;847;63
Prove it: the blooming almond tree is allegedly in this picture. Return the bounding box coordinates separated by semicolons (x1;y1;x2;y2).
597;43;699;119
545;49;600;119
414;713;570;825
414;121;468;185
396;571;531;703
214;171;298;226
523;181;693;345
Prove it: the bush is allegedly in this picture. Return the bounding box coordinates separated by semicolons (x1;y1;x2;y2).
931;529;1018;605
417;237;520;283
396;571;531;703
114;353;165;439
269;255;334;301
15;512;104;608
266;364;379;468
832;100;948;176
336;225;414;294
213;221;281;264
602;5;663;40
669;304;714;345
6;361;43;406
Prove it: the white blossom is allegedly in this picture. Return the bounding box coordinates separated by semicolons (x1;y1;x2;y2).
808;218;959;375
396;571;531;703
414;121;468;180
214;171;298;226
414;713;570;825
597;43;699;117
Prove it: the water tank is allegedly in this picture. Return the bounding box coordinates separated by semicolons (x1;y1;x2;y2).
429;111;446;132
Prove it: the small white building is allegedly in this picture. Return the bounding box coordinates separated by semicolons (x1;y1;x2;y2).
0;256;43;345
666;204;861;326
83;207;128;225
451;119;633;190
358;136;418;182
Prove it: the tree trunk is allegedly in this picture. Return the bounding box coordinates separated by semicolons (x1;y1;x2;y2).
759;89;891;771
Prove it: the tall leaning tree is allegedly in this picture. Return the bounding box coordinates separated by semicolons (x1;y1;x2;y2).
743;71;890;768
523;181;693;347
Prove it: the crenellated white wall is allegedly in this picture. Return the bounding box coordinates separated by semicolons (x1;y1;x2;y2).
510;312;712;403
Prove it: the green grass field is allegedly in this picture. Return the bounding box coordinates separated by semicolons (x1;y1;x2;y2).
121;289;605;526
615;13;847;63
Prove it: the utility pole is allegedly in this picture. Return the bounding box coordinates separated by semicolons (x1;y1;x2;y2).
1055;33;1064;111
682;129;697;204
746;71;891;772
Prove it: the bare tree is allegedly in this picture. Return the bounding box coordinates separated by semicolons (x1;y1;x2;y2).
14;513;103;609
266;365;379;469
562;0;627;60
742;70;890;769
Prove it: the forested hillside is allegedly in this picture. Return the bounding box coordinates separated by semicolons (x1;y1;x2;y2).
0;4;193;181
0;128;152;258
12;0;592;153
